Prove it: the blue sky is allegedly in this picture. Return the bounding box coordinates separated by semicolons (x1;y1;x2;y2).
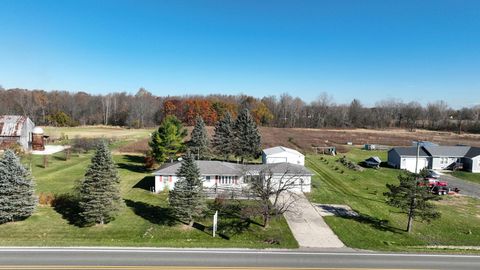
0;0;479;107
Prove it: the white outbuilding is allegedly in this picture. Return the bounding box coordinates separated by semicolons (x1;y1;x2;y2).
262;146;305;166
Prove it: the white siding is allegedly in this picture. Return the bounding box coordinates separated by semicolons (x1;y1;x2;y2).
472;156;480;173
268;174;311;193
263;151;305;166
154;173;311;193
400;157;429;173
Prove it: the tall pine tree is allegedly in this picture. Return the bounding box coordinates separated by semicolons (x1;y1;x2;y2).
233;108;261;163
384;171;440;233
78;141;121;226
212;112;235;161
0;150;36;224
168;153;205;226
149;115;187;164
188;116;209;159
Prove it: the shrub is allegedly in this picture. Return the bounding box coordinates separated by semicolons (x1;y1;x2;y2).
38;192;55;206
72;137;113;153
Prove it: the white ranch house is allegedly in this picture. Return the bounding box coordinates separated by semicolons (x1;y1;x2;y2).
153;146;312;193
388;145;480;173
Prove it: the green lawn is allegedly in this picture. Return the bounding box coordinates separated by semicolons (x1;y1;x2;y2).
0;150;296;248
306;149;480;251
450;171;480;185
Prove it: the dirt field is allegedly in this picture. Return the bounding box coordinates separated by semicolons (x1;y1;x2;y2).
118;126;480;154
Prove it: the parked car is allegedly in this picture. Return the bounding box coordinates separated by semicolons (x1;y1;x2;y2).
426;170;440;179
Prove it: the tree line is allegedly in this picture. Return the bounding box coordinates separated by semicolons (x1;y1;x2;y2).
149;108;261;166
1;87;480;133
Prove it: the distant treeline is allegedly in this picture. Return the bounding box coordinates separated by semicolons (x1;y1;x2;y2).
1;88;479;133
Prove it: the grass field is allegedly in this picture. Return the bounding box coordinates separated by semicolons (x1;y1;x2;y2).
43;126;153;140
0;146;296;248
3;125;479;251
451;171;480;185
306;148;480;251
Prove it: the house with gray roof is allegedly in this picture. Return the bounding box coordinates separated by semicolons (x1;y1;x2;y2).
388;145;480;173
153;149;314;194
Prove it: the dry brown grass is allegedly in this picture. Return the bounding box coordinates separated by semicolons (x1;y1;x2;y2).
117;126;480;154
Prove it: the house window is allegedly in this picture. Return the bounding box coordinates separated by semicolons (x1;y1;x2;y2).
218;175;235;185
169;175;172;182
205;176;211;182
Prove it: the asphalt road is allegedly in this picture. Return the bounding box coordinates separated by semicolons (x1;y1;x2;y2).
0;248;479;269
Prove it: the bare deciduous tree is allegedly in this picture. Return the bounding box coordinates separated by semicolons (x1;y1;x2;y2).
244;166;302;228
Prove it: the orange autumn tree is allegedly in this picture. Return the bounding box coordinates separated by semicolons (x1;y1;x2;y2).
183;99;218;125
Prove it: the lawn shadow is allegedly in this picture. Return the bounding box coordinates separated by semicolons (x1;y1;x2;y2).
133;176;155;191
117;155;147;173
206;200;264;238
52;193;84;227
338;210;404;234
52;155;67;161
124;199;175;226
380;162;393;168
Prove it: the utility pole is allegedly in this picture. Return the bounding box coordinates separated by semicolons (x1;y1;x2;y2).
415;141;420;175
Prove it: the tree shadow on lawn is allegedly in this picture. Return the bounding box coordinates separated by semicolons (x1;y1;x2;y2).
124;199;176;226
205;200;264;238
117;155;147;173
125;199;230;239
337;211;404;234
52;193;85;227
132;176;154;191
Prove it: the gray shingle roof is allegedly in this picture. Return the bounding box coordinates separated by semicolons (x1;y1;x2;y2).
366;156;381;163
153;160;313;176
465;147;480;158
390;145;479;158
389;147;430;157
423;146;471;157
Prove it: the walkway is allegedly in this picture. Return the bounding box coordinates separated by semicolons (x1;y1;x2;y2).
279;193;345;248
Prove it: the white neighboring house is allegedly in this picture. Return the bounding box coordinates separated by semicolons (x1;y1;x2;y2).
152;146;313;194
262;146;305;166
388;145;480;173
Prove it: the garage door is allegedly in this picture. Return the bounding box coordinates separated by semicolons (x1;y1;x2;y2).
266;157;287;164
402;158;429;173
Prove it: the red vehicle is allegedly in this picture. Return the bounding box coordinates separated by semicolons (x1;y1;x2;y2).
423;177;448;187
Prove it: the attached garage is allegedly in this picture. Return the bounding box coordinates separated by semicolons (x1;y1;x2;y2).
388;147;431;173
400;157;429;172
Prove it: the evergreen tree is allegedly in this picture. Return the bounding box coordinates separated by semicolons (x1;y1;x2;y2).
233;108;261;163
188;116;209;159
0;150;36;224
78;141;121;226
212;112;235;160
384;171;440;233
149;115;187;164
168;153;205;226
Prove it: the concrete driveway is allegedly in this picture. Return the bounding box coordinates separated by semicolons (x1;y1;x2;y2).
439;174;480;199
279;193;345;248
